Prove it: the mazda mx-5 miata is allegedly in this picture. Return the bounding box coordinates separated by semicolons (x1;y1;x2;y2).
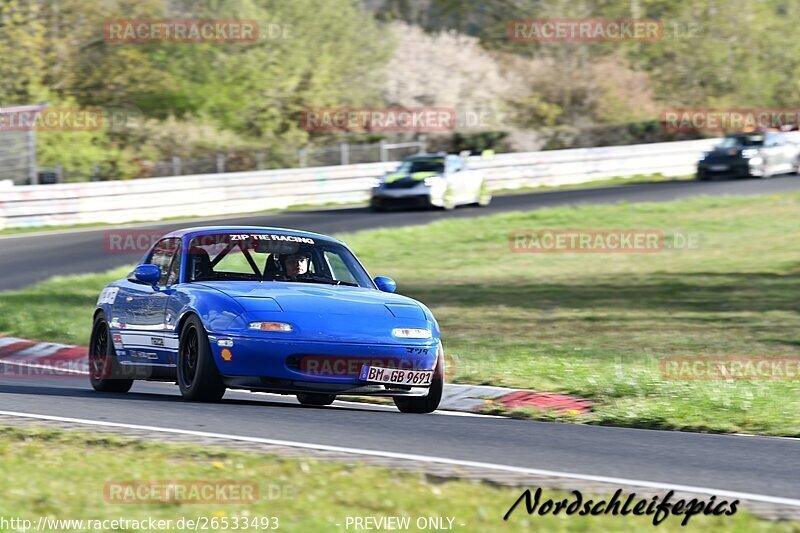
90;227;444;413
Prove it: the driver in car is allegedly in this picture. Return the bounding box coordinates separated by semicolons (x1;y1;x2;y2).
281;252;310;280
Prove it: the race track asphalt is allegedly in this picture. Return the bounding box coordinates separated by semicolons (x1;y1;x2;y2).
0;375;797;501
2;175;800;290
1;175;799;504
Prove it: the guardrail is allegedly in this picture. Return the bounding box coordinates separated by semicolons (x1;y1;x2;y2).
0;138;717;230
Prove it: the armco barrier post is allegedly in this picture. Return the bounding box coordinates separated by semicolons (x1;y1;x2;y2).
27;129;38;185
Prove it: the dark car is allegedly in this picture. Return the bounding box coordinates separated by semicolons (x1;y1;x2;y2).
697;131;800;180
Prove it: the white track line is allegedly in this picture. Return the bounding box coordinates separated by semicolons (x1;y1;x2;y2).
0;409;798;508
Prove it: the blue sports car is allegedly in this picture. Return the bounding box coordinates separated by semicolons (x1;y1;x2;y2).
90;226;444;413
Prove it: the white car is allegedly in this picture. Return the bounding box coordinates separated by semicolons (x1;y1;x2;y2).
370;154;491;210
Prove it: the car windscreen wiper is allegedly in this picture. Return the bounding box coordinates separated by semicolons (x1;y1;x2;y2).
295;276;359;287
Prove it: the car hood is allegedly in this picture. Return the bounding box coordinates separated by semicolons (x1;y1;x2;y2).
194;281;433;344
709;146;750;158
194;281;426;318
384;171;439;183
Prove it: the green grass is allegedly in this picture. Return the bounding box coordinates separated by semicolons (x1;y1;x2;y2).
1;193;799;435
344;192;800;435
0;426;793;532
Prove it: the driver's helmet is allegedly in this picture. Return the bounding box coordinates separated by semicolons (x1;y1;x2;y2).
277;251;311;274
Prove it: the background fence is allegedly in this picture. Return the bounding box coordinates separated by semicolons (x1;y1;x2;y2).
20;140;427;185
0;138;719;230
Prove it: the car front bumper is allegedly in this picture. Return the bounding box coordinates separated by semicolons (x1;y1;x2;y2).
371;182;447;208
208;334;439;394
697;160;763;179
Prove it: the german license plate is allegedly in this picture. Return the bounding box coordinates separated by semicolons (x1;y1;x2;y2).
359;365;433;386
710;165;728;171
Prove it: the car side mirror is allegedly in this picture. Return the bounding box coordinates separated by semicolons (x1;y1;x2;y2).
374;276;396;293
133;264;161;286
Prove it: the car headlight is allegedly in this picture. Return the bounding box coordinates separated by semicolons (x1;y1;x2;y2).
423;176;440;186
249;321;293;332
742;148;759;159
699;151;710;161
392;328;431;339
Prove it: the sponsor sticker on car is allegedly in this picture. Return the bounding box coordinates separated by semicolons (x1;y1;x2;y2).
359;365;433;386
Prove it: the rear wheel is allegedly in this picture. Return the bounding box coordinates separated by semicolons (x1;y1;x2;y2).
89;314;133;393
177;315;226;402
296;393;336;406
393;353;444;414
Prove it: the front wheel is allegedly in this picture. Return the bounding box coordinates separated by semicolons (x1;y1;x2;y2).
476;181;492;207
296;393;336;406
177;315;226;402
89;314;133;393
393;353;444;414
441;187;457;210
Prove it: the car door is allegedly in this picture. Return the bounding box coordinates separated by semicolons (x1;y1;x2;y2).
118;238;181;366
776;134;797;173
444;155;469;203
762;133;786;173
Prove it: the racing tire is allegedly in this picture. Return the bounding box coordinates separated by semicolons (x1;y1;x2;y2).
89;314;134;393
177;315;226;402
296;393;336;406
369;200;386;212
442;188;457;211
475;181;492;207
393;353;444;414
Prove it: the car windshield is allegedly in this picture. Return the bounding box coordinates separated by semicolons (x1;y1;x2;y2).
719;135;765;147
186;233;373;288
396;159;444;174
